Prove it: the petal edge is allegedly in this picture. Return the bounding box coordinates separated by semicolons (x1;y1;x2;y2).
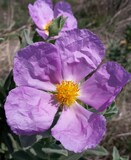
51;103;106;152
79;61;131;111
4;86;58;135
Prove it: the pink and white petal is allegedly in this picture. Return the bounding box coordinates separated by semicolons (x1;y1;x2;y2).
4;86;58;135
14;42;62;91
54;1;77;30
36;28;48;40
55;29;105;82
28;0;54;30
51;103;106;153
79;62;131;111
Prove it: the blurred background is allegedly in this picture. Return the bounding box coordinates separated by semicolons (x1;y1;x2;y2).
0;0;131;159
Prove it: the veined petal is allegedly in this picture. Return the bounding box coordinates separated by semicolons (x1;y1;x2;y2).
55;29;105;82
28;0;54;30
4;86;58;135
14;42;62;91
54;1;77;30
51;103;106;153
79;62;131;111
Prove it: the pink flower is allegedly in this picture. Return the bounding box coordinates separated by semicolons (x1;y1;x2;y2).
28;0;77;39
4;29;131;152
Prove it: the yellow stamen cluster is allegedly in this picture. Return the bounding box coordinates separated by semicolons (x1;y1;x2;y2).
43;21;52;35
55;81;79;107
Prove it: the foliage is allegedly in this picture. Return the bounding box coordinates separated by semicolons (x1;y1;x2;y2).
103;102;118;120
107;25;131;72
112;147;129;160
49;16;67;37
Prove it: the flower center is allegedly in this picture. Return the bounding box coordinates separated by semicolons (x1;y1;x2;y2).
43;21;52;35
55;81;79;107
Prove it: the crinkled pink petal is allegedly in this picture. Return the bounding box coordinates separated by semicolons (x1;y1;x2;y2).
54;1;77;31
4;86;58;135
55;29;105;82
54;1;74;16
28;0;54;29
43;0;53;9
79;61;131;111
51;103;106;153
14;42;62;91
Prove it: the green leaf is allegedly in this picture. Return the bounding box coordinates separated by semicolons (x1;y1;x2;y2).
12;150;34;160
30;138;51;159
112;147;120;160
120;156;129;160
0;37;5;42
19;29;33;48
8;133;21;151
49;16;67;37
59;152;83;160
112;147;129;160
42;148;68;156
84;145;109;156
31;145;47;159
20;131;50;148
2;132;14;154
30;137;67;158
19;135;39;149
23;29;33;45
33;31;44;43
103;102;118;119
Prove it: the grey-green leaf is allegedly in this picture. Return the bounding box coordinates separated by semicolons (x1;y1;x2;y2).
120;156;129;160
103;102;118;119
42;148;68;156
112;147;120;160
12;150;34;160
59;152;83;160
49;16;67;37
84;145;109;156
